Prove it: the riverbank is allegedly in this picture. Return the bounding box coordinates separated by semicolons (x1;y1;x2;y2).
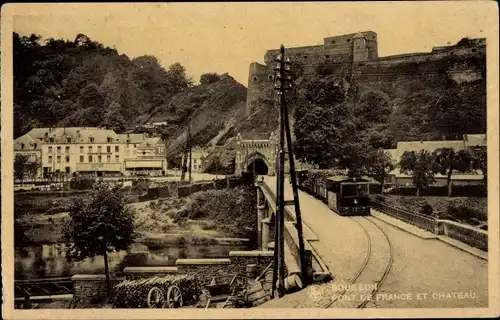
16;185;257;246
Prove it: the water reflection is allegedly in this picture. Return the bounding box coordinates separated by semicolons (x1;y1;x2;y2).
15;242;249;280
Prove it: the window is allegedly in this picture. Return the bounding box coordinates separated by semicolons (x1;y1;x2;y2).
98;146;102;153
89;137;94;143
115;155;119;162
65;167;70;174
57;156;61;163
325;55;330;59
303;56;308;59
98;155;102;163
89;146;93;153
107;137;112;143
268;75;273;80
347;39;351;42
115;146;119;152
107;155;111;163
89;156;93;163
332;40;336;44
21;143;25;149
193;159;197;164
34;143;37;149
57;146;61;152
80;146;84;153
66;137;71;143
65;146;70;153
48;156;53;163
143;151;146;155
80;155;84;163
66;156;70;162
253;76;258;81
49;138;54;143
48;146;53;153
107;146;111;153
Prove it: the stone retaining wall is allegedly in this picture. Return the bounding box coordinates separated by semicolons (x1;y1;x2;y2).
438;219;488;251
123;266;178;280
72;275;123;303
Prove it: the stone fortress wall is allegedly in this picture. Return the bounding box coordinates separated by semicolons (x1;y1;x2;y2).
246;31;486;115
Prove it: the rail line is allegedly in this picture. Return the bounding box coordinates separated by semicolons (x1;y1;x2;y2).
324;216;393;309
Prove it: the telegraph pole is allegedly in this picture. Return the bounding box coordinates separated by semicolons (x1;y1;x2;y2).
188;124;192;182
180;128;188;182
271;45;309;298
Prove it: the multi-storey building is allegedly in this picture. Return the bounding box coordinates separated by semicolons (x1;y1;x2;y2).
14;127;167;178
14;129;44;178
39;127;125;176
119;133;167;176
181;147;208;173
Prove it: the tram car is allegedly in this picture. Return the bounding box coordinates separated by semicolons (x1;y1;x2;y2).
297;172;371;216
326;176;371;216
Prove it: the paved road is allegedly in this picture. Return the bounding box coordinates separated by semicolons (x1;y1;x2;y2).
261;176;488;308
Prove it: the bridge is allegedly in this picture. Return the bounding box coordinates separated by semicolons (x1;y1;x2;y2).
254;176;488;308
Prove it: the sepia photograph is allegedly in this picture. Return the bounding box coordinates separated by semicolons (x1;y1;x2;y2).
1;1;499;319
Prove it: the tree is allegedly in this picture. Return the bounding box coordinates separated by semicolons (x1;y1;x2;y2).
166;62;194;92
293;76;351;168
64;181;136;294
101;101;127;132
432;148;472;197
366;150;395;190
200;73;221;85
14;154;29;184
398;150;436;197
25;159;41;182
471;147;487;193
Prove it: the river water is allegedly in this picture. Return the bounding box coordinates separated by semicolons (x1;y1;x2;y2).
15;242;250;280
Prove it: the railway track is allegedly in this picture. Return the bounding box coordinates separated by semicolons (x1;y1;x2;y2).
324;216;394;309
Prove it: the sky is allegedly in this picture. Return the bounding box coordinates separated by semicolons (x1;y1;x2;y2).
9;2;497;86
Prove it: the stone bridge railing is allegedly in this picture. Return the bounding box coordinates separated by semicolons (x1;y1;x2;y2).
371;200;488;252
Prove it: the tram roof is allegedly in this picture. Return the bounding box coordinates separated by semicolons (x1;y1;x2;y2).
327;175;371;183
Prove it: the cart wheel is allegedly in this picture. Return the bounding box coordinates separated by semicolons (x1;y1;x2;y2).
166;285;183;308
147;287;164;308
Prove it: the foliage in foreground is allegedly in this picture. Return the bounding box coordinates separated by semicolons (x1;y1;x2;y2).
112;275;200;308
64;181;137;293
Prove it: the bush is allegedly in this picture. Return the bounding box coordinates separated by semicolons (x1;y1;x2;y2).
420;203;434;216
112;275;200;308
69;176;96;190
447;204;485;222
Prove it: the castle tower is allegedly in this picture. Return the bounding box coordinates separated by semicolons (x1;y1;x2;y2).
352;33;369;62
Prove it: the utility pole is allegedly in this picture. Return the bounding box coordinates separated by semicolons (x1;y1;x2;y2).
188;124;192;182
271;45;308;298
180;128;188;182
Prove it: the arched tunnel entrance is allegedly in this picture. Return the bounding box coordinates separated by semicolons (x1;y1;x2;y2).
247;159;269;175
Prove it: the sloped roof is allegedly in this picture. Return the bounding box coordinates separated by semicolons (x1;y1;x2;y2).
14;133;40;151
29;127;125;144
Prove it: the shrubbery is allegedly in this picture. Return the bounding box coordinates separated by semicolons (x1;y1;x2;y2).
171;186;257;241
69;175;96;190
112;275;200;308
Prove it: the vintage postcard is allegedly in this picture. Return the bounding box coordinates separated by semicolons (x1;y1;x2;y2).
1;1;499;319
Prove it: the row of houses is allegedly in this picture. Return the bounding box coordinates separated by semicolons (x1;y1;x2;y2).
384;133;487;186
14;127;209;179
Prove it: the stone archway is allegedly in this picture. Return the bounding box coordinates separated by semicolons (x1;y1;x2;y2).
247;158;269;175
244;152;271;176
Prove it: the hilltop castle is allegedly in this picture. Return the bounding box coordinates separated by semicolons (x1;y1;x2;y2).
246;31;486;115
